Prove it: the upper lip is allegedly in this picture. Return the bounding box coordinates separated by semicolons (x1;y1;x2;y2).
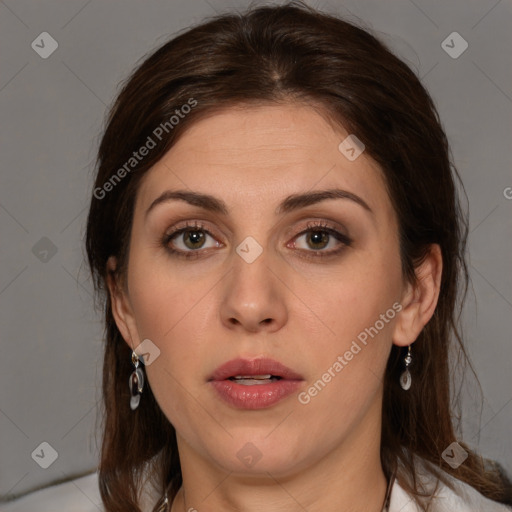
209;357;304;381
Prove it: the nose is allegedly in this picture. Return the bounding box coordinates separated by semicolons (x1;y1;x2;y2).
219;247;288;334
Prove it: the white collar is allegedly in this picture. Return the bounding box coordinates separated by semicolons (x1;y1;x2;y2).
388;460;512;512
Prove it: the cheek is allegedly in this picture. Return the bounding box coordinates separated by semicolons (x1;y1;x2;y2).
296;280;396;424
293;248;401;342
293;248;400;394
129;271;208;428
127;255;217;382
127;246;204;338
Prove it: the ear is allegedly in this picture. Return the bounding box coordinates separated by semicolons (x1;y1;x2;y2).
392;244;443;347
106;255;140;351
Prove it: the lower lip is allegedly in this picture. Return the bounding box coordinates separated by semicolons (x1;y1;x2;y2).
209;379;303;409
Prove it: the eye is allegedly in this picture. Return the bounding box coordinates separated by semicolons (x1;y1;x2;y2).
289;221;352;258
161;220;352;260
162;221;222;259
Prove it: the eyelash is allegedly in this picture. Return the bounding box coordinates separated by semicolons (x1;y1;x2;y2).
161;220;352;260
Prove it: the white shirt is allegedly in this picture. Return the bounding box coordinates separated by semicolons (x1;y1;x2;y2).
388;468;512;511
1;466;510;511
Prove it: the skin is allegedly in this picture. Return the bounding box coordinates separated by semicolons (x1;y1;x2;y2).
107;103;442;512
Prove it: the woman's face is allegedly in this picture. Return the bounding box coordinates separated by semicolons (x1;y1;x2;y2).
109;103;412;477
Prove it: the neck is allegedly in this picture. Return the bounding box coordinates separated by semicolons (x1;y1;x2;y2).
169;399;388;512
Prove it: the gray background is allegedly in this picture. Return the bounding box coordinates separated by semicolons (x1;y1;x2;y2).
1;0;511;502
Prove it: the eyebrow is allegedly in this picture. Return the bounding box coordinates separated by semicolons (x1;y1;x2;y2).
145;188;373;219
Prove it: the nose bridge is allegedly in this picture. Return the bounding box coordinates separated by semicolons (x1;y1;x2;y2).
230;232;273;299
219;230;287;331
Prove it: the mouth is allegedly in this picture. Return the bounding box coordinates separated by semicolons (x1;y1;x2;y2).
208;357;304;409
209;357;304;383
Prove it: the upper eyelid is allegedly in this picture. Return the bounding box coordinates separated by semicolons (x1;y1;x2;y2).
165;219;350;247
166;221;216;238
165;218;347;236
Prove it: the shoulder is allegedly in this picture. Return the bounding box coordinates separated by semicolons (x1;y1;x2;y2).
0;471;103;512
389;458;512;512
0;469;160;512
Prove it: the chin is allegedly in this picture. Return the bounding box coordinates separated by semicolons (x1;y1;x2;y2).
208;437;309;477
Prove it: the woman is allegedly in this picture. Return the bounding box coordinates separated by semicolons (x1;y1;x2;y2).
84;1;512;511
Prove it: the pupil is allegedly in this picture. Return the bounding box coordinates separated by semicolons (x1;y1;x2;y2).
308;231;328;249
185;229;204;248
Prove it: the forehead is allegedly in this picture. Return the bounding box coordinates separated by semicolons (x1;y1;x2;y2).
135;103;393;221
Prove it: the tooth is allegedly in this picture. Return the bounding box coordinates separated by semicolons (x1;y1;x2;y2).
233;377;276;386
233;374;272;379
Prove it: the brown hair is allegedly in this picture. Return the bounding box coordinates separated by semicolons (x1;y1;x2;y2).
85;1;512;510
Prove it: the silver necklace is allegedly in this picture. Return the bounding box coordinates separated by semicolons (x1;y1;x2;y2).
159;469;396;512
382;468;395;512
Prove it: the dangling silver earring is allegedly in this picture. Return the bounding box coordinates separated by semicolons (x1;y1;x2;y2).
129;350;145;410
399;345;412;391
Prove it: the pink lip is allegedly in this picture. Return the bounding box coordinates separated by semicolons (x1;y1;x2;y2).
208;357;304;410
209;357;304;381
